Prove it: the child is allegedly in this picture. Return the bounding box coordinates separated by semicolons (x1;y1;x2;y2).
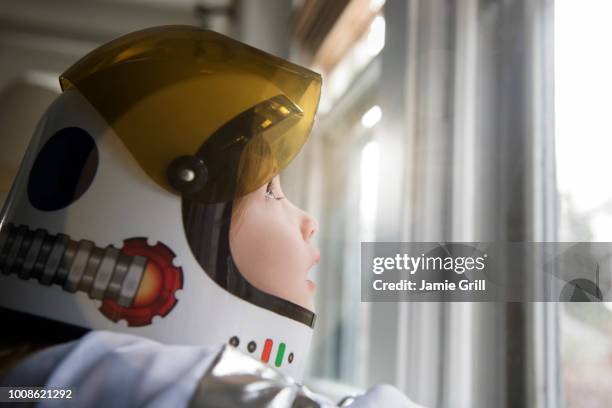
0;26;421;407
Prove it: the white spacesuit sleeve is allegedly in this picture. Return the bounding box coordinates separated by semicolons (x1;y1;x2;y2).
1;330;219;408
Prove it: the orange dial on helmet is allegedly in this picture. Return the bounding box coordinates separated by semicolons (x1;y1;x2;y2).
100;238;183;327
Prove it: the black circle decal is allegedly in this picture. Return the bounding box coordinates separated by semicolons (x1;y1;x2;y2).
228;336;240;347
28;127;98;211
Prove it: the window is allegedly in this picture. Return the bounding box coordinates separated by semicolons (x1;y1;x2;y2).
556;1;612;406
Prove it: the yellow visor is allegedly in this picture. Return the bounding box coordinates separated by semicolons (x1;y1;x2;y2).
60;25;321;202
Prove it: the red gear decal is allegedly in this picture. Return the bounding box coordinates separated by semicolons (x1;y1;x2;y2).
100;238;183;326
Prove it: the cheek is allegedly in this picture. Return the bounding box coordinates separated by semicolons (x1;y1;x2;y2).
230;202;308;291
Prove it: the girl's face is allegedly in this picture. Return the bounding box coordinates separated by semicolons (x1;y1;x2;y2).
229;176;320;311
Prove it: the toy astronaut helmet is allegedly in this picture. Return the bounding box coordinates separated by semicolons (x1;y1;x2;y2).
0;26;321;380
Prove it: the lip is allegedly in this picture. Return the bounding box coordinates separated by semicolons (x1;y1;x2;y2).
306;279;317;291
312;249;321;267
306;249;320;292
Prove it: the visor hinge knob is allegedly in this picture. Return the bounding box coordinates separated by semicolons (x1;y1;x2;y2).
167;155;208;194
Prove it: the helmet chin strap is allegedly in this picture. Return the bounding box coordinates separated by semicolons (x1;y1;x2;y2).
225;256;316;327
181;198;316;328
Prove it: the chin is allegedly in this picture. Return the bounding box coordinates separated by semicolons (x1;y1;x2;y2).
297;292;316;312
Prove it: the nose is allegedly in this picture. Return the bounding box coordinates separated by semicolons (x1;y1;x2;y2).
300;211;318;242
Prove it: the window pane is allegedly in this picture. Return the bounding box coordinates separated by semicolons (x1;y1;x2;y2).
556;1;612;406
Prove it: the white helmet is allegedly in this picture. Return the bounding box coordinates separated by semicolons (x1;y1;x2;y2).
0;26;321;380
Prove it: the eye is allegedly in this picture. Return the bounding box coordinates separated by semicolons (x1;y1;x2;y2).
265;179;284;200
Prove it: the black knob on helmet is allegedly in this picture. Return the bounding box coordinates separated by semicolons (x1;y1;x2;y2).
167;155;208;195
